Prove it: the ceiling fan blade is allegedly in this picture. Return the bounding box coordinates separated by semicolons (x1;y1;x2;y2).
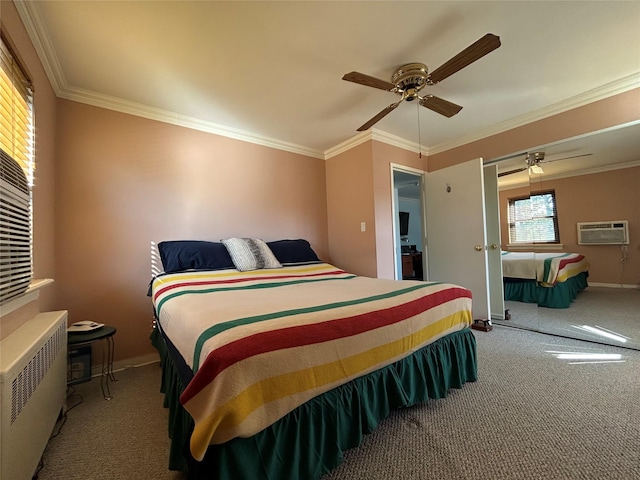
484;151;529;166
342;71;396;91
428;33;501;84
498;167;527;177
357;101;402;131
419;95;463;118
543;153;593;163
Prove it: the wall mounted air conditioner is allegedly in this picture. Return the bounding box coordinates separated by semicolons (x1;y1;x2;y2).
577;220;629;245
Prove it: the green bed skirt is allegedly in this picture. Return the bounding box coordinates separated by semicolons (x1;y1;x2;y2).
504;271;589;308
151;327;478;480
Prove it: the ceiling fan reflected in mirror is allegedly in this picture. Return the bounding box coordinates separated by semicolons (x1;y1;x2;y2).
497;151;594;178
342;33;501;131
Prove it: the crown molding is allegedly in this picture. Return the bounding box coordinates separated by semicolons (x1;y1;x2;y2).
485;119;640;166
371;130;426;155
323;131;372;159
57;86;324;158
325;74;639;159
14;0;65;95
545;159;640;182
429;73;640;156
323;129;426;160
499;159;640;192
58;85;325;159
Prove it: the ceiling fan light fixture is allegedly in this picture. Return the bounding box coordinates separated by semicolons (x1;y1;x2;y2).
405;89;419;101
530;164;544;175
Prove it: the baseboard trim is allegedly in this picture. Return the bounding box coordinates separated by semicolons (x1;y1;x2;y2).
589;282;640;289
90;352;160;378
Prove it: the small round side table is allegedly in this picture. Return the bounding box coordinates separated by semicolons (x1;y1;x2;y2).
68;325;117;400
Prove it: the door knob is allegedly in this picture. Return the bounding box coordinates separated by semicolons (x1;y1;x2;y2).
474;245;483;251
490;244;498;250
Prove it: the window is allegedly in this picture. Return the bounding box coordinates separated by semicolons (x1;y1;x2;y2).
1;34;33;183
508;190;559;244
1;33;34;305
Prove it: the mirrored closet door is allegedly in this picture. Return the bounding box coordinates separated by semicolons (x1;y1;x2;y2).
491;123;640;351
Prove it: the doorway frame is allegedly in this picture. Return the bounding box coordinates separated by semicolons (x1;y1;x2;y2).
390;163;426;281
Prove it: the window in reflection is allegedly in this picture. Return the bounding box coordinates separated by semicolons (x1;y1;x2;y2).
507;190;559;244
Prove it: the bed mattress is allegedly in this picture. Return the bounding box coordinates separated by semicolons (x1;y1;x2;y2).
151;263;473;460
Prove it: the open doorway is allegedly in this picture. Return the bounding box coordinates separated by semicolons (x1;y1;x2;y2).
391;166;425;281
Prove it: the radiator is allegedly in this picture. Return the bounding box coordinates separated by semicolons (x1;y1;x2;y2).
0;310;67;480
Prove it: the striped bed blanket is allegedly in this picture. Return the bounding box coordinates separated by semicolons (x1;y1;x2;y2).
501;251;589;286
151;263;472;461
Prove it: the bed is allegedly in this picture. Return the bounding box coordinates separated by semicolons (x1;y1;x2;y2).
150;238;478;479
501;251;590;308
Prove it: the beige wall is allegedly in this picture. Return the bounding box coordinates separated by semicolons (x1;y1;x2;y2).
372;141;425;279
326;142;376;276
2;1;58;316
429;89;640;172
325;140;425;278
54;100;328;364
499;167;640;285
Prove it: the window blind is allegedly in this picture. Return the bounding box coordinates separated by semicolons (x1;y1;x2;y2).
0;33;33;305
508;191;559;244
0;34;33;183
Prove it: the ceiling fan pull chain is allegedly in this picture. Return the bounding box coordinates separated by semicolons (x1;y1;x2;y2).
417;101;422;159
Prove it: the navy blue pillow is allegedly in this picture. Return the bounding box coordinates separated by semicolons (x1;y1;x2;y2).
158;240;235;273
266;239;320;264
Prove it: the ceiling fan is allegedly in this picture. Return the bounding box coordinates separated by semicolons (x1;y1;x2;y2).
342;33;501;131
497;151;594;177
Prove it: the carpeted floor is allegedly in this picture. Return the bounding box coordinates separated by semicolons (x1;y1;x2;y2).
36;326;640;480
497;286;640;350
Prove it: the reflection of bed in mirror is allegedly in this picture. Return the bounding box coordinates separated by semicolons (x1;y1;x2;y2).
501;251;590;308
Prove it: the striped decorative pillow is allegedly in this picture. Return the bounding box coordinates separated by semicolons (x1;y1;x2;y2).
221;238;282;271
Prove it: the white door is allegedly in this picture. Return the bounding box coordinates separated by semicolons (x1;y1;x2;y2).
483;164;505;320
424;158;491;320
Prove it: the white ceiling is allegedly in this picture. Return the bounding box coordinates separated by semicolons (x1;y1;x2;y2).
15;1;640;162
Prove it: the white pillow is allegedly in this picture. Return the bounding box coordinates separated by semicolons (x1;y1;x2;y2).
221;238;282;272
